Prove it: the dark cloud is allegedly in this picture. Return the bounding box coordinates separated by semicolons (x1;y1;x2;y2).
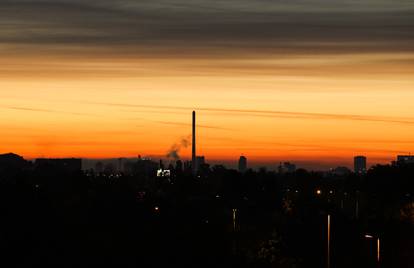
1;0;414;57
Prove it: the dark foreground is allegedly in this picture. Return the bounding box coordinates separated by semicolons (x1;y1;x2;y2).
1;160;414;267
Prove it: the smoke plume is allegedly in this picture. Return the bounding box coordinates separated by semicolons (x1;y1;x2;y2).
166;135;191;160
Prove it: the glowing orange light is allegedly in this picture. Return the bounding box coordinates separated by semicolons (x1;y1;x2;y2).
377;238;380;263
316;189;322;195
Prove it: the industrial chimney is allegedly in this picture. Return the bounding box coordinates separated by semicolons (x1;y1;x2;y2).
192;111;196;176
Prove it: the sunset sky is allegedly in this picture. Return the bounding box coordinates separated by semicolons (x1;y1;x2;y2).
1;0;414;169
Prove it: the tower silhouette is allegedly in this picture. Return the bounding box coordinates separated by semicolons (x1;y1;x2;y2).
192;111;197;176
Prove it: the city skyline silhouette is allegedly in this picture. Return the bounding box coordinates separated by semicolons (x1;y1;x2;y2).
1;1;414;267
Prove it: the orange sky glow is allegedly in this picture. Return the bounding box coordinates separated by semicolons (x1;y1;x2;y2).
1;52;413;169
1;1;414;169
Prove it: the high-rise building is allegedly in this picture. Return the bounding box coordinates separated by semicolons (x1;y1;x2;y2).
354;156;367;174
238;156;247;173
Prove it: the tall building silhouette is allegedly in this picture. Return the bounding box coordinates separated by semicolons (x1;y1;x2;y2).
192;111;197;176
238;156;247;173
354;156;367;174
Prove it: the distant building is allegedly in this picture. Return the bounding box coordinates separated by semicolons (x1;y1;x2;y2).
118;158;124;173
175;160;183;173
331;166;352;176
157;169;171;178
354;156;367;174
123;161;134;175
35;158;82;172
278;162;296;174
95;162;104;173
238;156;247;173
184;161;192;173
196;156;205;171
123;157;158;177
103;163;115;174
397;155;414;165
0;153;30;172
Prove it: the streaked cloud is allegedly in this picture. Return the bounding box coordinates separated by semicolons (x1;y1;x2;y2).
0;0;413;58
153;120;231;130
0;105;98;117
84;102;414;126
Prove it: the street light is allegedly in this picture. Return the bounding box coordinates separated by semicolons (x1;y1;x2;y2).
364;234;381;264
232;209;237;232
316;189;322;195
327;214;331;268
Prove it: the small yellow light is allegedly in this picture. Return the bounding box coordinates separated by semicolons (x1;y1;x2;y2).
316;189;322;195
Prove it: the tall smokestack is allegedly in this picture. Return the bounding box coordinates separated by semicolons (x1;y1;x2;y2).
192;111;196;176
